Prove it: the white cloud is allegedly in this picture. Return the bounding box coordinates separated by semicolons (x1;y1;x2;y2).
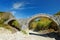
7;2;35;11
13;2;24;9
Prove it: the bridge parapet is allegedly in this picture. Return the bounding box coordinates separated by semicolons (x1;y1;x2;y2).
4;18;16;24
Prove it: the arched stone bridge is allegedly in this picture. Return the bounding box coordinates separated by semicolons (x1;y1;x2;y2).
27;14;60;26
4;14;60;34
4;18;21;31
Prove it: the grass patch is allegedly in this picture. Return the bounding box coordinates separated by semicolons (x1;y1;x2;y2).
21;30;27;34
0;23;14;31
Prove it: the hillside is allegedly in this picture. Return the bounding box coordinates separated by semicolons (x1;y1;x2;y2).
0;12;18;33
0;12;14;24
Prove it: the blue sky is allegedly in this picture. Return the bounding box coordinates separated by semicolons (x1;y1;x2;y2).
0;0;60;18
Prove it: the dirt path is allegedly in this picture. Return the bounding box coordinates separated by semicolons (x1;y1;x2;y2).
0;27;60;40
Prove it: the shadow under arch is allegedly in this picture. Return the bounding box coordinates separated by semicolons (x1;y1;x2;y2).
8;20;20;31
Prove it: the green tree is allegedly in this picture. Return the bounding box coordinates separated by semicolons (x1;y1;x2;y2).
12;20;21;30
54;11;60;15
29;21;38;30
30;17;52;31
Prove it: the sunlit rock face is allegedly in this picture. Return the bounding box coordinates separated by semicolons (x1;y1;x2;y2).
0;12;14;20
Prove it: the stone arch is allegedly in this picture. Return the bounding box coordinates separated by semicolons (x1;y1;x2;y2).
27;14;59;32
4;18;16;24
4;18;20;31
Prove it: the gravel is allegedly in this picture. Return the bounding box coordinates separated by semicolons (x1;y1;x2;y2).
0;27;55;40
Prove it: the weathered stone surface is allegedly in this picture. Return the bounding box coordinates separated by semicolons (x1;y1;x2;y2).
4;14;60;34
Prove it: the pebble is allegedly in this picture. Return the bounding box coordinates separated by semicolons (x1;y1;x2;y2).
0;27;55;40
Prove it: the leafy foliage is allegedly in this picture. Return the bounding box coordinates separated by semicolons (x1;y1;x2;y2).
37;18;52;28
30;21;38;30
29;17;52;31
54;11;60;15
12;20;20;27
11;20;21;30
